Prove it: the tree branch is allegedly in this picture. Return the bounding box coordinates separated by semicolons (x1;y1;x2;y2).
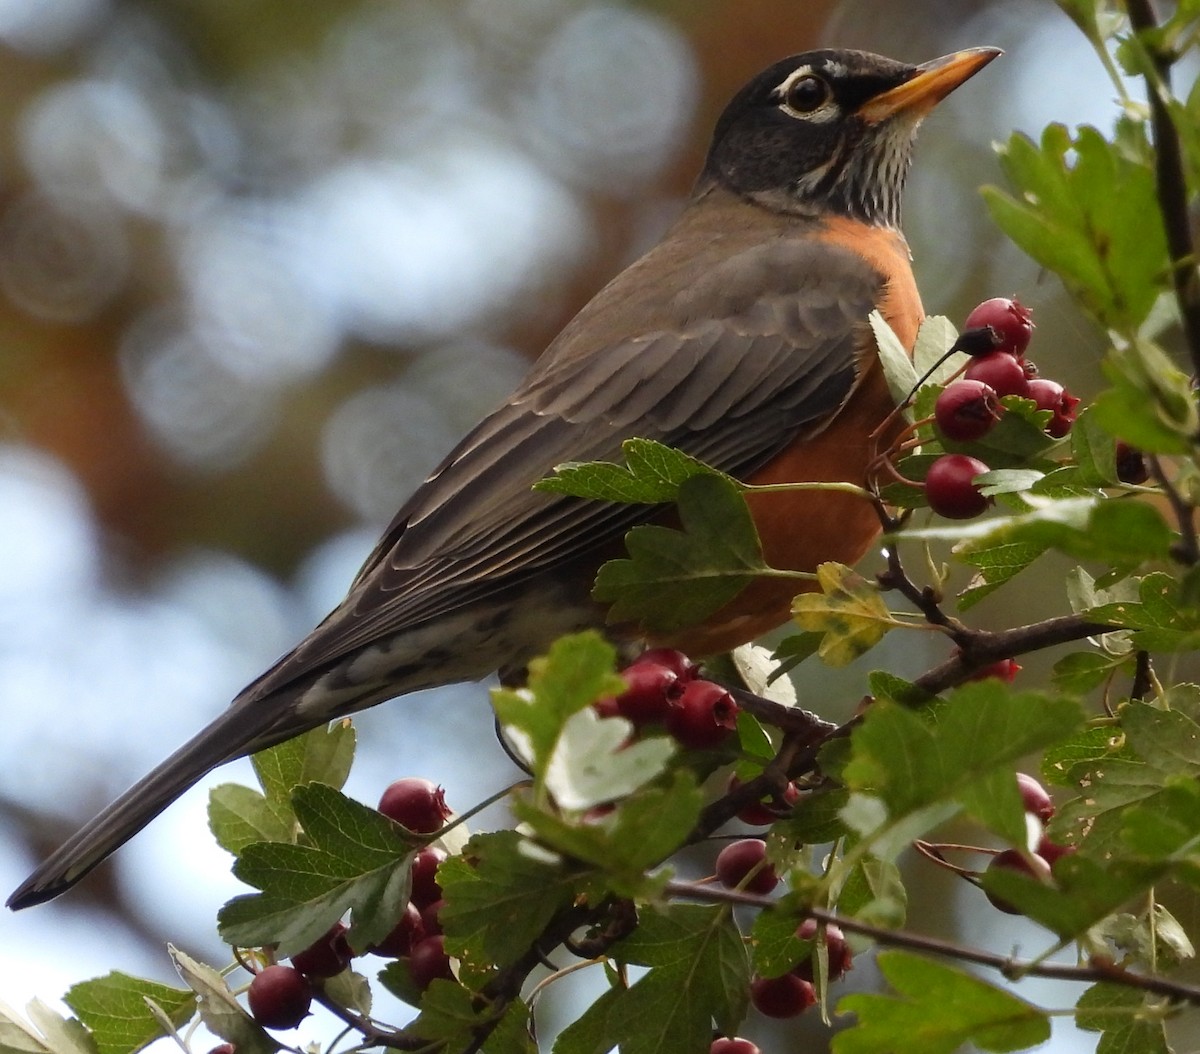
663;880;1200;1006
1125;0;1200;379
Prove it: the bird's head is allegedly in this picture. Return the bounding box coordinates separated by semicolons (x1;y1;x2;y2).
700;47;1000;228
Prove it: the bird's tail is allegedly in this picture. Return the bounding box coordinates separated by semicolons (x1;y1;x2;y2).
6;695;289;910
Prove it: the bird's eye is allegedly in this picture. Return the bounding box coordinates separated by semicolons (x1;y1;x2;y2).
784;74;831;114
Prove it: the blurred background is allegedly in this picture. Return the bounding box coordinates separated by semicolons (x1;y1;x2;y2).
0;0;1176;1051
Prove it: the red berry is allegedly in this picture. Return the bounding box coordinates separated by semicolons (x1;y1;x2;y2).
965;352;1030;398
1016;773;1055;824
612;663;679;724
635;648;699;681
750;973;816;1018
934;380;1003;442
420;898;445;936
370;903;425;958
729;774;800;826
715;838;778;894
965;657;1021;683
963;297;1034;356
410;846;446;908
1036;836;1077;868
925;454;992;519
664;680;739;749
793;918;853;981
409;935;454;990
378;777;451;833
247;965;312;1030
208;1046;235;1054
1026;378;1080;438
593;695;621;718
290;922;352;979
711;1039;761;1054
984;848;1052;915
1115;442;1149;485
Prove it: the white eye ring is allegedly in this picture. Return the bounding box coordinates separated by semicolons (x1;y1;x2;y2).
775;69;837;121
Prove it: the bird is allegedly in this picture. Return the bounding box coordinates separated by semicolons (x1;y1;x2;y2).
8;45;999;909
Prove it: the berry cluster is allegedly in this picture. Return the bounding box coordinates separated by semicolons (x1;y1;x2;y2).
981;773;1075;915
594;648;740;750
749;919;852;1019
243;778;456;1031
925;298;1080;520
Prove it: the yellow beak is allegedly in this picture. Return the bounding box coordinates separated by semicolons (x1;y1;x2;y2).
858;47;1002;124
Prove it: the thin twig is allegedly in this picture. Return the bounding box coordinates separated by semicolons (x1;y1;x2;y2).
1148;454;1199;563
663;880;1200;1006
1125;0;1200;378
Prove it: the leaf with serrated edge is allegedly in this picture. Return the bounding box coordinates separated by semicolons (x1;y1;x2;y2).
252;721;354;802
792;562;895;667
168;948;277;1054
64;975;194;1054
871;311;919;415
545;707;673;810
0;1001;96;1054
833;951;1049;1054
1076;983;1169;1054
912;315;967;384
209;784;294;855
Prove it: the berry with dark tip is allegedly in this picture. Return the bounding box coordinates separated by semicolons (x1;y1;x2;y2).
715;838;778;894
984;848;1052;915
793;918;853;981
1115;442;1150;485
370;902;425;958
965;351;1030;398
290;921;352;979
613;663;679;724
924;454;992;519
964;657;1021;683
409;935;454;990
664;680;739;749
247;965;312;1030
963;297;1034;356
378;777;451;833
749;973;816;1018
1016;773;1055;824
935;380;1003;442
710;1039;761;1054
1026;378;1080;438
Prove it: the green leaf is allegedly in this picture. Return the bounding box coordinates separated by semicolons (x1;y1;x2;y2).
593;473;771;633
0;1001;98;1054
1093;340;1199;453
871;310;920;413
777;786;851;844
957;539;1049;610
912;315;968;384
791;562;896;667
438;831;577;974
833;951;1049;1054
536;438;731;504
1050;651;1129;694
218;783;413;955
556;904;750;1054
1076;983;1169;1054
167;949;276;1054
1071;408;1120;486
1087;571;1200;650
544;707;674;811
64;976;194;1054
843;683;1082;838
208;784;295;856
491;632;625;774
837;857;907;929
411;982;534;1054
252;721;355;802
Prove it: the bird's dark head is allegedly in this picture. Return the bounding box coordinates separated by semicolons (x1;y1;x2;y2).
700;47;1000;228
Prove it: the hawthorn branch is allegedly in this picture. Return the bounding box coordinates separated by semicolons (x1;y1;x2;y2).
1148;454;1199;564
1125;0;1200;379
663;879;1200;1006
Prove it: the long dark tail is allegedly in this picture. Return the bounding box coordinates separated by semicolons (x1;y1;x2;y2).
7;694;291;909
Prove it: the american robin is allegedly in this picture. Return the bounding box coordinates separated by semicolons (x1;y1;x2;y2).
8;45;999;909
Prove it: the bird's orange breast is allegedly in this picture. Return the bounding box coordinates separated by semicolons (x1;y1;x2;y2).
652;220;922;656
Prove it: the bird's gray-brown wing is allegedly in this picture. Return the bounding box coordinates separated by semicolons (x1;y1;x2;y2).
244;225;888;697
4;210;889;910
